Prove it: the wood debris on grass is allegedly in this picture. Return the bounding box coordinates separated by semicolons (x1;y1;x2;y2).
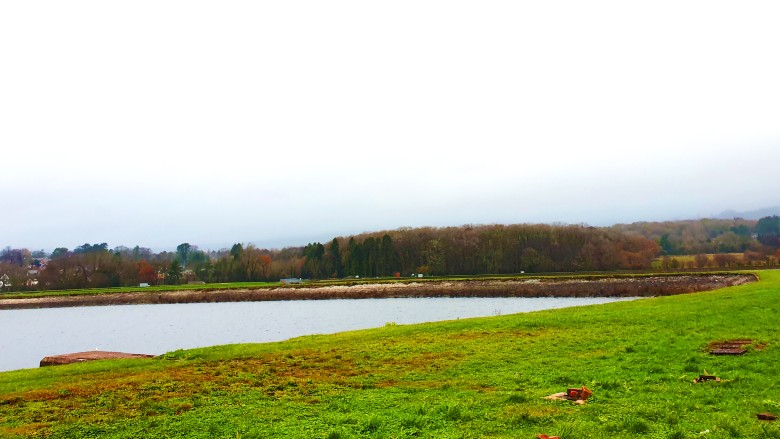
544;386;592;405
693;370;722;383
708;339;752;355
693;374;721;383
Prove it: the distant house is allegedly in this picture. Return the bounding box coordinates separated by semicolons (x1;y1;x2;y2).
0;274;10;290
280;278;303;284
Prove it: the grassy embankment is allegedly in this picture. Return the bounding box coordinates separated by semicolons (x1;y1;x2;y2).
1;271;778;438
0;271;752;300
0;282;282;300
651;254;779;270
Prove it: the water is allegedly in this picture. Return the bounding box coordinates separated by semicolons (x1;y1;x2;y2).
0;297;635;372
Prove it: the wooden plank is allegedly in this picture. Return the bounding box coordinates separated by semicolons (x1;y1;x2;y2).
709;348;747;355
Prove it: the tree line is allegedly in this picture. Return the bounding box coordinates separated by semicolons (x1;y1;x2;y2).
303;224;661;278
611;216;780;255
1;217;778;292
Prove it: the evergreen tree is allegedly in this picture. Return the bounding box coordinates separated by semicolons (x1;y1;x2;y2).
756;215;780;246
167;260;183;285
328;238;343;278
380;234;396;276
347;237;362;276
302;242;326;278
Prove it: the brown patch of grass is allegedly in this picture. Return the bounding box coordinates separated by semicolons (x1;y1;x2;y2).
0;343;469;437
378;351;464;372
0;396;24;406
505;405;561;417
174;402;193;414
0;422;51;436
0;330;589;434
569;348;611;360
467;384;499;392
447;330;492;338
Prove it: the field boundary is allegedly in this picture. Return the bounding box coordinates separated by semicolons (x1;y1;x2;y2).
0;273;756;310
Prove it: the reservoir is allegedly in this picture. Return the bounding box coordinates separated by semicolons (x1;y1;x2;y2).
0;296;635;372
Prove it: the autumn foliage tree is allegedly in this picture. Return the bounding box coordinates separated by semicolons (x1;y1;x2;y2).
260;255;272;278
137;260;157;285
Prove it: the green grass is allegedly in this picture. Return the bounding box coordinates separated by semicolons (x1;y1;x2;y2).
1;271;778;438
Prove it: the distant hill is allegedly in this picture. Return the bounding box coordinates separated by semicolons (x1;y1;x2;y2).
716;206;780;220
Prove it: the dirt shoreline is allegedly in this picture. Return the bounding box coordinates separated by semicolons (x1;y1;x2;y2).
0;274;756;310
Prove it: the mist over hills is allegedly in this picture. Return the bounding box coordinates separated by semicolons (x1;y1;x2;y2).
6;207;780;254
217;207;780;253
715;206;780;220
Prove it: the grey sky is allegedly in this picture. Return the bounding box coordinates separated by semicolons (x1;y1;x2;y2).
2;1;779;251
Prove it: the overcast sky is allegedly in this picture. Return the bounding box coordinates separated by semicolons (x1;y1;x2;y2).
2;1;779;251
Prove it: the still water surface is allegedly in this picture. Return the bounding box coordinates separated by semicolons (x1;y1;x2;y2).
0;297;635;372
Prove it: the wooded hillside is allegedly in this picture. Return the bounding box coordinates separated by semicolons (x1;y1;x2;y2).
2;215;779;292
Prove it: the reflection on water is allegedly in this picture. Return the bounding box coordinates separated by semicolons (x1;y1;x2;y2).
0;296;635;372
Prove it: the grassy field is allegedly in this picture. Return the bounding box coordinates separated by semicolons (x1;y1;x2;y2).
1;271;778;438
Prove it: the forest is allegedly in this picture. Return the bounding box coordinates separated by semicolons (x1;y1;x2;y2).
1;216;778;292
